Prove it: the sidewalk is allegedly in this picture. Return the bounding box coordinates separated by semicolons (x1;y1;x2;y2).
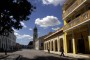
0;55;8;59
65;53;90;59
0;54;20;60
44;50;90;60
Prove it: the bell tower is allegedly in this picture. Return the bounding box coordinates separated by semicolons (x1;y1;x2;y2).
33;25;38;48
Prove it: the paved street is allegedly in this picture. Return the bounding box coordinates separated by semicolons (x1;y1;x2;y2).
0;49;90;60
8;49;87;60
12;49;73;60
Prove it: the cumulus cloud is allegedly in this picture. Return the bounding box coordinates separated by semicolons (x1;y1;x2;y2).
29;28;32;31
35;16;60;28
14;32;33;40
42;0;66;6
20;22;27;28
52;27;60;31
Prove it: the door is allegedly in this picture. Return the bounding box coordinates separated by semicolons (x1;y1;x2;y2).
68;39;73;53
77;39;85;53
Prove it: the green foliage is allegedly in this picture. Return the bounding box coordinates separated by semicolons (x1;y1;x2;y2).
0;0;35;35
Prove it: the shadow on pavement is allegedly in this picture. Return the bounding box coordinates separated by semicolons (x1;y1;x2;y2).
20;56;90;60
20;56;74;60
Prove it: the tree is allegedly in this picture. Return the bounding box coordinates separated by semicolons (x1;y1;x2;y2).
0;0;35;35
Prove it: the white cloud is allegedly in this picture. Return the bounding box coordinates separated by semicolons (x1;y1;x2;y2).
20;22;27;28
13;29;19;33
29;28;32;31
42;0;66;6
35;16;60;28
14;32;33;40
52;27;60;31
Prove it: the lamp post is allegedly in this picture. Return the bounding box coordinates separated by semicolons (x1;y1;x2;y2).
5;38;7;55
3;29;9;55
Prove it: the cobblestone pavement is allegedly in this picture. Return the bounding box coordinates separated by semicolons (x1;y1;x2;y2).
1;49;90;60
10;49;89;60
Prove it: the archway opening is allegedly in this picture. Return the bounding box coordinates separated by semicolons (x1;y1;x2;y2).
55;40;58;51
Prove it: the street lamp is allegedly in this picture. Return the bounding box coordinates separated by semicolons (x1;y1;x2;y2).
3;29;9;55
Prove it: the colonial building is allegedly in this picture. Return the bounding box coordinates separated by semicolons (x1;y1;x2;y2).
0;31;16;51
35;35;47;50
44;28;64;54
33;25;38;49
63;0;90;54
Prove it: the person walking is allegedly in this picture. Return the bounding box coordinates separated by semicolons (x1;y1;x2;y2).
60;47;64;56
48;48;50;53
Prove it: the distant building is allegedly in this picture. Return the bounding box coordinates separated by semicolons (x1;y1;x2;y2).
0;31;16;51
15;43;22;50
28;41;33;49
33;25;38;49
35;35;47;50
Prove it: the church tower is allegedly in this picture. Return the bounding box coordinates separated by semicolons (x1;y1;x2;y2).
33;25;38;49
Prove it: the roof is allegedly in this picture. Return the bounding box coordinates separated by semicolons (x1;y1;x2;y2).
35;35;47;41
44;27;63;40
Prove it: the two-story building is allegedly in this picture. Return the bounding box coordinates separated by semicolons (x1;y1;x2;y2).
63;0;90;54
0;31;16;51
44;28;64;54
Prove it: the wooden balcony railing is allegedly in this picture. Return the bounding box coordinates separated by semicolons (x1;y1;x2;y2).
63;0;85;19
63;10;90;31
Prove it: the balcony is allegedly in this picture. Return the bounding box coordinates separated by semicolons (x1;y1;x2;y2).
63;0;86;19
63;10;90;32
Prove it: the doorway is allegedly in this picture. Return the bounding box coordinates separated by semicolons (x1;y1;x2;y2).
60;38;64;52
51;41;53;51
55;40;58;51
68;39;73;53
77;38;85;53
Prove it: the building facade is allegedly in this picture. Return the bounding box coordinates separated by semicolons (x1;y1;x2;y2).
0;31;16;51
35;36;46;50
44;28;64;54
63;0;90;54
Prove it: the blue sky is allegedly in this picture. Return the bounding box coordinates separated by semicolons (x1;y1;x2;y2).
14;0;66;45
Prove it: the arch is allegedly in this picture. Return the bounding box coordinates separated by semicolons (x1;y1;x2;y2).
51;41;53;51
60;38;64;52
55;40;58;51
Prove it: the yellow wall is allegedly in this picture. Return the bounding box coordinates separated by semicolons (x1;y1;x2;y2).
64;33;68;53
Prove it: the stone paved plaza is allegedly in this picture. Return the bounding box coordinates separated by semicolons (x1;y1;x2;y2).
0;49;90;60
14;49;74;60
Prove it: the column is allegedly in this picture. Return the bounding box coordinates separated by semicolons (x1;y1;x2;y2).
58;39;60;52
44;43;45;50
72;31;77;54
88;24;90;52
64;33;68;53
48;42;49;49
46;43;47;50
72;38;77;54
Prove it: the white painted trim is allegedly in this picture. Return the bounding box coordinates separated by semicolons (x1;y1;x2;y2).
64;19;90;32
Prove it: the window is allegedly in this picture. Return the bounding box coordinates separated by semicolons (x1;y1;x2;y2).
67;20;71;23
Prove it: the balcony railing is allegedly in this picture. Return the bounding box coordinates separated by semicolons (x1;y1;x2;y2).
63;10;90;31
63;0;85;19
